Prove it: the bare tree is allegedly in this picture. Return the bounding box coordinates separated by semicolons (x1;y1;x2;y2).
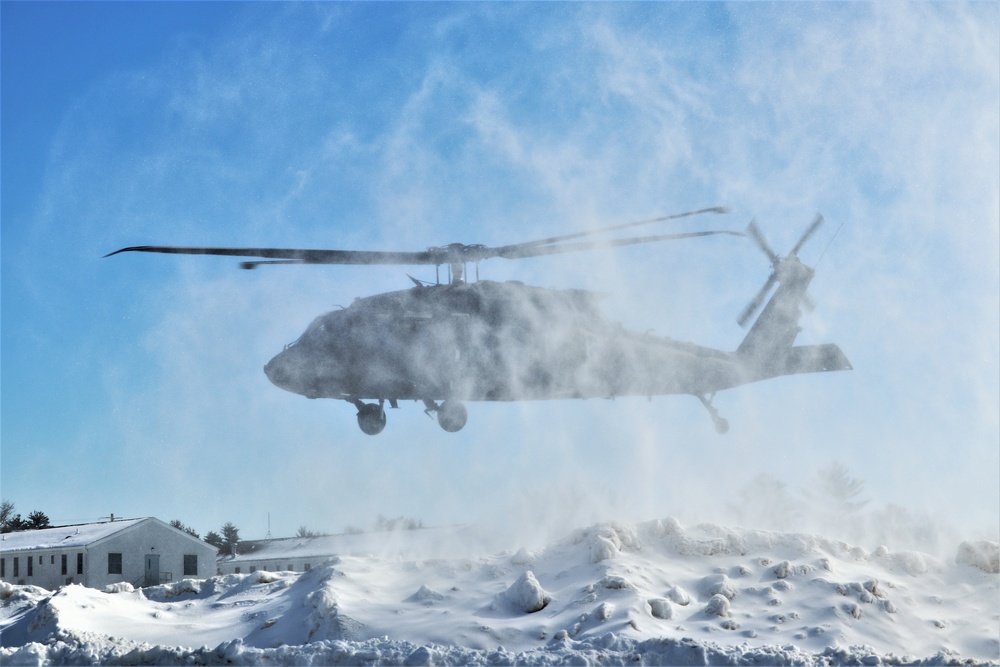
0;500;15;530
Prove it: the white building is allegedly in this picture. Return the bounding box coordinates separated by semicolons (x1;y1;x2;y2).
0;517;217;590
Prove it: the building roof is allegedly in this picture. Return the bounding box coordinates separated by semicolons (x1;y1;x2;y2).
219;525;480;564
0;518;149;553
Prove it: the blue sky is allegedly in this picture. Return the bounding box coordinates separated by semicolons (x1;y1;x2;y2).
2;2;997;548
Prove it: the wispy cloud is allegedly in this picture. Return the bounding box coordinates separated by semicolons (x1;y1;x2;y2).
7;3;996;542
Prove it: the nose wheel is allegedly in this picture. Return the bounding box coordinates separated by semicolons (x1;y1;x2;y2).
696;394;729;435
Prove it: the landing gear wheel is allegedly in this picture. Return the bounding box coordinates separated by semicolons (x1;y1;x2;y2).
437;401;468;433
713;417;730;435
357;403;386;436
695;393;729;435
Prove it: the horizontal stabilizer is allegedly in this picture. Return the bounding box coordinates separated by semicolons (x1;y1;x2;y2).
744;344;852;382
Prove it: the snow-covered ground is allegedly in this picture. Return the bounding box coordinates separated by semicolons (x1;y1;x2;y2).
2;518;998;665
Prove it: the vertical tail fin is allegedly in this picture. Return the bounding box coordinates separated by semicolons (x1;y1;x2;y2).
736;255;814;362
733;217;849;377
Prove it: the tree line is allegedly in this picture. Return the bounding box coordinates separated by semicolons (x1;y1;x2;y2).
1;500;50;533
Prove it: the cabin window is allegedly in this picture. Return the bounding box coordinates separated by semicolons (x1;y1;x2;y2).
108;553;123;575
13;557;19;577
77;553;84;575
288;564;293;572
305;563;311;571
62;554;68;575
1;558;5;577
250;566;256;573
27;558;33;577
39;555;43;565
235;567;241;574
51;555;55;565
183;555;198;576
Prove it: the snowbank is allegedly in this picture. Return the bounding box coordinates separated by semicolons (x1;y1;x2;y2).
957;541;1000;574
2;518;998;665
499;571;550;613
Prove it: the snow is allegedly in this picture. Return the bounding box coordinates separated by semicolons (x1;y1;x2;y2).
2;518;998;666
0;519;146;553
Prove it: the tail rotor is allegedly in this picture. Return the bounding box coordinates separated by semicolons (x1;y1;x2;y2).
737;215;824;328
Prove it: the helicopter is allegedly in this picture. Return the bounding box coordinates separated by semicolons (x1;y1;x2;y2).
106;207;851;435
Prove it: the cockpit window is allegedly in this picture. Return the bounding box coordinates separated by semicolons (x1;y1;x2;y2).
288;311;344;348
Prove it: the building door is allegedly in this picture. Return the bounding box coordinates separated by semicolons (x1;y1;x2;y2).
144;554;160;587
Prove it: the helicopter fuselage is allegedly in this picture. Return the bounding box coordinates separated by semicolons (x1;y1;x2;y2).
264;280;748;406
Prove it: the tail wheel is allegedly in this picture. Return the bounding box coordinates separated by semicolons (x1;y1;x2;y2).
437;401;468;433
357;403;387;435
713;417;730;435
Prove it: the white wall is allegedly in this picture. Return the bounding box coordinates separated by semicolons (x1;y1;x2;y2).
0;549;85;590
88;519;217;589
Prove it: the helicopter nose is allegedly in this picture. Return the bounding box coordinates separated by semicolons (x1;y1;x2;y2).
264;350;295;391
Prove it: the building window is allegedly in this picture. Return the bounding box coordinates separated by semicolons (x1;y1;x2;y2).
183;555;198;577
250;566;256;573
235;567;241;574
51;555;55;565
305;563;311;571
108;553;123;575
13;557;19;577
28;558;33;577
62;554;68;575
1;558;5;578
77;553;84;575
288;564;294;571
39;555;43;565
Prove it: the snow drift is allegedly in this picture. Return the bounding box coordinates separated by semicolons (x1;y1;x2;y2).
2;518;998;665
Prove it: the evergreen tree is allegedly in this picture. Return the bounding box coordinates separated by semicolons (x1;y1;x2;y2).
296;525;319;538
220;522;240;554
169;520;200;538
1;503;49;532
204;531;224;550
817;462;869;512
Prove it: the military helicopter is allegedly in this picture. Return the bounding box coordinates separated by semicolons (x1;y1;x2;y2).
106;207;851;435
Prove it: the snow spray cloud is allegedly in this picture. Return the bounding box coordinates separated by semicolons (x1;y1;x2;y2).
8;4;997;547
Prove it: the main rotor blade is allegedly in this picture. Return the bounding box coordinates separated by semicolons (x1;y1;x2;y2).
745;220;780;267
104;245;443;265
737;272;779;327
495;206;730;256
789;214;824;256
106;228;743;267
105;209;740;269
496;229;744;260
